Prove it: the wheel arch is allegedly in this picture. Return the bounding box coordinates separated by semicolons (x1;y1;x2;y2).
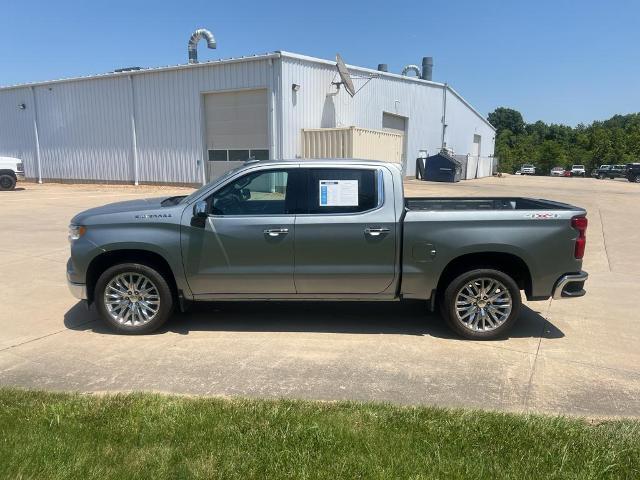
86;249;178;303
436;251;532;299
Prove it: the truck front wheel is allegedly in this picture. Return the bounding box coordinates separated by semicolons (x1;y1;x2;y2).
441;269;521;340
0;173;16;191
95;263;174;334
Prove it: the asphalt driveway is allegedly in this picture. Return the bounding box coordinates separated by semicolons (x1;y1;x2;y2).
1;176;638;416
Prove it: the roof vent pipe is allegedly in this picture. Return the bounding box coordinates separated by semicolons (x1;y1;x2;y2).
188;28;216;64
421;57;433;81
401;64;421;77
377;64;388;72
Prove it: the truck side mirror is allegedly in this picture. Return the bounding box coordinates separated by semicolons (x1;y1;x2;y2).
191;200;208;228
193;200;208;218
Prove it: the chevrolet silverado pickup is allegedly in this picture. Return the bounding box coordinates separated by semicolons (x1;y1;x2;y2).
67;159;589;340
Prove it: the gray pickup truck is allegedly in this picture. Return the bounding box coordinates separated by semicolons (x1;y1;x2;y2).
67;159;588;340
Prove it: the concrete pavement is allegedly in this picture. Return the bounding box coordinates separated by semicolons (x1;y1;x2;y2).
0;176;638;416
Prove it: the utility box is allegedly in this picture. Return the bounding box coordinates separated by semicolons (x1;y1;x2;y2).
302;127;403;163
423;151;462;182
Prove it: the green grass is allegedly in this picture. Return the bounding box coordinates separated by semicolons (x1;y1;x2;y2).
0;389;638;479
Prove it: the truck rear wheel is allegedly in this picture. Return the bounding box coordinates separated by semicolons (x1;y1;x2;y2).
95;263;174;334
441;269;521;340
0;173;16;191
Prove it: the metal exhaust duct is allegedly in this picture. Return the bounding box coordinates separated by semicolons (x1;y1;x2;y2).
377;63;388;72
401;64;421;77
421;56;433;81
188;28;216;64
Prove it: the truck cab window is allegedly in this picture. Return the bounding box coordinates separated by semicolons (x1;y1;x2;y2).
209;170;292;216
307;168;378;214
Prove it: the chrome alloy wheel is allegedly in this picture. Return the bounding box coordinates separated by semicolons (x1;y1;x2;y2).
104;273;160;326
454;277;512;332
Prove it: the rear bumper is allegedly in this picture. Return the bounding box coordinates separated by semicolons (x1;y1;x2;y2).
552;271;588;300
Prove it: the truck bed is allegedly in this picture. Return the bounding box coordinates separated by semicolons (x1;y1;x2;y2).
405;197;576;211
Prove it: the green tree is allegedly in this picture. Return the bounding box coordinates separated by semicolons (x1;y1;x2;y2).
487;108;640;174
488;108;526;135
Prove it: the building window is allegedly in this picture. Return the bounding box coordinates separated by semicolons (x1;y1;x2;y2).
208;150;228;162
250;149;269;160
228;150;251;162
209;149;270;162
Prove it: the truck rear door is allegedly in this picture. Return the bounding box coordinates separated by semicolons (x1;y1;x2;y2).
293;166;398;294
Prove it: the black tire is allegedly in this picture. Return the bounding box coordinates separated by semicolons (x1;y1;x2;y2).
95;263;174;334
441;269;522;340
635;176;640;184
0;173;16;191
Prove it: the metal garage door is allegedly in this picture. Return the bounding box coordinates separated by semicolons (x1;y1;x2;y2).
382;112;407;174
204;89;269;181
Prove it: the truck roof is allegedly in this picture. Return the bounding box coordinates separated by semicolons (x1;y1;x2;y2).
244;159;402;168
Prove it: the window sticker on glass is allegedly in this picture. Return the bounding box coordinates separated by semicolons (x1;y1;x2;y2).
319;180;359;207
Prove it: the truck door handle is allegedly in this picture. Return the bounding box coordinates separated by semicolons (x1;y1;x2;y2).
264;228;289;237
364;227;390;237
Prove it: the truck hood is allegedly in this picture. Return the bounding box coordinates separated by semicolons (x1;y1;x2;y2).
71;196;177;224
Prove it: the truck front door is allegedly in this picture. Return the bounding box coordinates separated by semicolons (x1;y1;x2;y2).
293;167;398;294
181;168;302;296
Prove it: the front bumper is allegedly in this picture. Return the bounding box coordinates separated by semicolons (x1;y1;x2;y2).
67;279;87;300
552;271;588;300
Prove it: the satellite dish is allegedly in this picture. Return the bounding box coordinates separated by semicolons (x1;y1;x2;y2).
334;54;356;97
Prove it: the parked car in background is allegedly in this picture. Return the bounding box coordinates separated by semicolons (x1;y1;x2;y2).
593;164;626;179
0;156;24;191
520;164;536;175
570;165;586;177
592;165;610;178
550;167;565;177
626;163;640;183
66;159;589;340
609;165;626;178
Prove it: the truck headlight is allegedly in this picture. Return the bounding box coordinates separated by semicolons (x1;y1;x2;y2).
68;224;87;242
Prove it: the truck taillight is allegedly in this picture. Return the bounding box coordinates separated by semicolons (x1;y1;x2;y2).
571;216;588;259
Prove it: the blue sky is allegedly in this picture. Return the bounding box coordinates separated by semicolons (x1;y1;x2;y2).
1;0;638;126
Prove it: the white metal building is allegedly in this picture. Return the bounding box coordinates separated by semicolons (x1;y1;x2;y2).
0;51;495;185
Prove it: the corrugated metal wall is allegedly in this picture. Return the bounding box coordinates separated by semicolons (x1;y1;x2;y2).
35;76;133;181
0;57;274;184
443;88;496;166
279;54;495;177
0;88;38;178
0;51;494;183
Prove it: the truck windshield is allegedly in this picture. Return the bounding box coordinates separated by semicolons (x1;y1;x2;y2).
178;165;247;205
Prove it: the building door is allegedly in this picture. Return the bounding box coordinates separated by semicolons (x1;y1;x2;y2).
382;112;407;174
470;134;482;178
472;134;481;157
204;89;269;181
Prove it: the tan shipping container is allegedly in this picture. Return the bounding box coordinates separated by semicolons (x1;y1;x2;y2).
302;127;403;163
